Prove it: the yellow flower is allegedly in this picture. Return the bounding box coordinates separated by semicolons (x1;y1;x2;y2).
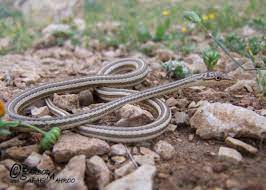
181;26;187;33
0;99;5;117
202;15;209;21
162;10;170;17
208;13;216;20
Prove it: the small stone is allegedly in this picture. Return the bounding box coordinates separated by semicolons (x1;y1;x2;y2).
0;164;9;181
188;134;194;141
218;147;243;164
115;104;154;127
105;165;156;190
176;98;189;109
183;54;207;73
133;155;155;166
78;90;94;106
114;161;136;179
24;152;42;168
166;97;179;107
6;144;39;161
0;135;26;149
166;124;178;132
139;147;160;160
225;179;240;189
47;155;87;190
37;153;55;171
174;112;189;125
31;106;50;117
23;183;38;190
87;155;111;189
111;156;127;165
53;93;80;112
188;101;197;108
154;141;175;160
225;80;256;93
225;137;258;155
0;159;16;170
53;131;110;162
110;144;127;156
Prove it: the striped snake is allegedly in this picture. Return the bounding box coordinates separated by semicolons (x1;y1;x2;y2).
7;58;230;142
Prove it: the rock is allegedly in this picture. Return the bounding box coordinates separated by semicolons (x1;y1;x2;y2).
183;54;207;73
133;155;155;166
114;161;136;179
228;61;256;80
86;155;111;190
166;97;179;107
47;155;87;190
139;147;160;160
188;134;194;141
225;80;256;93
111;156;127;165
218;147;243;164
105;165;156;190
18;0;84;25
78;90;94;106
53;132;110;162
42;24;71;35
0;159;16;170
110;144;127;156
53;93;80;112
31;106;50;117
6;144;39;161
155;49;176;62
24;152;42;168
190;102;266;139
115;104;154;127
153;141;175;160
225;137;258;155
0;164;9;182
176;98;189;108
23;183;38;190
166;124;178;132
174;111;189;125
37;153;55;171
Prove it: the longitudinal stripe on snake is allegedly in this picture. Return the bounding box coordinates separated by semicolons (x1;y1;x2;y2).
7;58;230;142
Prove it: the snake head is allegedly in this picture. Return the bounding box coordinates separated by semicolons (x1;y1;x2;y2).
202;71;232;81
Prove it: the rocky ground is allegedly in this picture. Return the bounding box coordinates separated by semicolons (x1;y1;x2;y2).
0;44;265;190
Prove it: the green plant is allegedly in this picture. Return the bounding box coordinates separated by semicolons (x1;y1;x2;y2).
202;49;220;71
0;100;60;150
163;60;190;79
224;33;246;54
154;17;171;41
136;23;152;42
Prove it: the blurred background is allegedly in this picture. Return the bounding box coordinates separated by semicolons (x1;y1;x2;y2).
0;0;265;55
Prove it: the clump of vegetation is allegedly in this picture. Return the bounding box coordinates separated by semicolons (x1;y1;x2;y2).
163;60;191;79
0;100;60;150
202;49;220;71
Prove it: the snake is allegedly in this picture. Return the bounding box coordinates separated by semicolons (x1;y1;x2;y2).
7;58;230;142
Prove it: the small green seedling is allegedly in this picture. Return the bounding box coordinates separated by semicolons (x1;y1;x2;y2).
0;100;60;150
202;49;220;71
163;60;191;79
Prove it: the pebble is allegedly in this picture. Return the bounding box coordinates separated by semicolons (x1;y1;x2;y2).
133;155;155;166
166;97;179;107
53;93;80;112
87;155;111;190
47;155;87;190
115;104;154;127
78;89;94;106
166;124;178;132
114;161;136;179
24;152;42;168
174;111;189;125
0;135;26;149
188;134;194;141
111;156;127;165
110;144;127;156
218;147;243;164
31;106;50;117
155;48;176;61
153;141;175;160
139;147;160;161
53;131;110;162
105;165;156;190
225;137;258;155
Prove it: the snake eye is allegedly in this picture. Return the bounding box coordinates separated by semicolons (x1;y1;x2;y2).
215;76;221;81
